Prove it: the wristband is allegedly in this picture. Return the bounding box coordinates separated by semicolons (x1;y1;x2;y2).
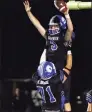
65;14;70;19
67;50;72;55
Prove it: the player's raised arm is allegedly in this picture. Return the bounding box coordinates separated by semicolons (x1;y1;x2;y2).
64;4;73;41
23;0;46;38
54;0;73;41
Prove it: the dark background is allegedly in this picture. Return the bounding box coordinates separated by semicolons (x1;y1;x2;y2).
0;0;92;111
1;0;92;89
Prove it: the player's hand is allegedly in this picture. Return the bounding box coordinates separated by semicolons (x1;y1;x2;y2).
58;1;69;15
63;3;69;15
59;3;69;15
23;0;31;12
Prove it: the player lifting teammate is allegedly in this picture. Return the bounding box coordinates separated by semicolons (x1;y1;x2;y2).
23;0;73;111
32;47;72;112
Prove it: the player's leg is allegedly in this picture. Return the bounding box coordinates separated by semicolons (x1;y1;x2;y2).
64;103;71;112
63;76;71;112
39;49;46;64
87;103;92;111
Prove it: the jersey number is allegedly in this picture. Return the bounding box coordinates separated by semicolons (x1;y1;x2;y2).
50;40;58;51
37;86;56;103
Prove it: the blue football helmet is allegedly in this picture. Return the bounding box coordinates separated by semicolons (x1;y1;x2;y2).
37;61;56;80
48;15;67;35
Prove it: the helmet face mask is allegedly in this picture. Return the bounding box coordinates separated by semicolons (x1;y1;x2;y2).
48;24;60;35
48;15;67;35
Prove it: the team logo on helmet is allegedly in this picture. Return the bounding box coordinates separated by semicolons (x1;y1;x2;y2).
37;61;56;80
